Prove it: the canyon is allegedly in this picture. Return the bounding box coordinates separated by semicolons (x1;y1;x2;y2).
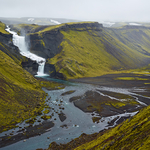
0;20;150;150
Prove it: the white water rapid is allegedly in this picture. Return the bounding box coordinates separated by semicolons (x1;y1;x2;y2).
5;26;48;76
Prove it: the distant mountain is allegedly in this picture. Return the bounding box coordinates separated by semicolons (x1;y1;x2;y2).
0;17;81;25
100;21;150;27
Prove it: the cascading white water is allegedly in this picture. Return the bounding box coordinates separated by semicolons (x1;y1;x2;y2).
5;26;48;76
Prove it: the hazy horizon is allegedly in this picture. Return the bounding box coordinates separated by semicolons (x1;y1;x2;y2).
0;0;150;22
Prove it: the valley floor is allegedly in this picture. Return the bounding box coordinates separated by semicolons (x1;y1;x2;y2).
1;72;150;150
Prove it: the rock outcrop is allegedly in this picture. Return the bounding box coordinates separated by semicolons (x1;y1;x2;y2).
44;62;66;80
21;58;38;75
28;31;63;59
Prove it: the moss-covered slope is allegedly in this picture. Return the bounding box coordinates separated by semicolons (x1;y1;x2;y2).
0;49;47;132
48;25;150;79
0;22;9;34
49;29;149;79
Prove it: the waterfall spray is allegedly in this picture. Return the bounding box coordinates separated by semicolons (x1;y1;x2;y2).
6;26;48;76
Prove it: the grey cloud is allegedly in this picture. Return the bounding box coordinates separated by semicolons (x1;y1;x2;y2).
0;0;150;21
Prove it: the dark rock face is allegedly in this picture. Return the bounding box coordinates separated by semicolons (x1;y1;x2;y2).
21;58;38;75
27;30;63;59
0;31;23;62
0;32;12;45
44;63;56;77
44;62;66;80
60;22;103;31
58;112;66;122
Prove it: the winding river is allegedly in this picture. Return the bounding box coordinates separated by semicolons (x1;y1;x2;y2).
1;76;146;150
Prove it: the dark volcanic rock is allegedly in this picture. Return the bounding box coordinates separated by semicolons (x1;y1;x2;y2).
44;62;66;79
58;112;66;122
21;58;38;75
44;63;56;77
28;30;63;59
0;31;25;63
0;32;12;45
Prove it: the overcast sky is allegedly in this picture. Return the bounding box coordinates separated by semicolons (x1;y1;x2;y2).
0;0;150;22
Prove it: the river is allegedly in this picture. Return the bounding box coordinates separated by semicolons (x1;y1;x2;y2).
1;75;145;150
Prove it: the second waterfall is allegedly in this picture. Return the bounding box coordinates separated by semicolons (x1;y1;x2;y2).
5;26;48;76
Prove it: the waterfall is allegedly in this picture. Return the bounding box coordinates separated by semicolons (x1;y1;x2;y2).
5;26;48;76
37;61;46;76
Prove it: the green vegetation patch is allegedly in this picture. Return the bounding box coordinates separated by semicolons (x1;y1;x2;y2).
115;77;149;80
0;22;9;34
39;80;65;90
43;108;50;114
92;117;101;123
145;83;150;85
41;115;51;120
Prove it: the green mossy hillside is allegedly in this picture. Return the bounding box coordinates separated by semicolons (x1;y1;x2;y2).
105;26;150;57
74;105;150;150
0;49;46;132
0;42;21;65
0;21;9;34
48;28;150;79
